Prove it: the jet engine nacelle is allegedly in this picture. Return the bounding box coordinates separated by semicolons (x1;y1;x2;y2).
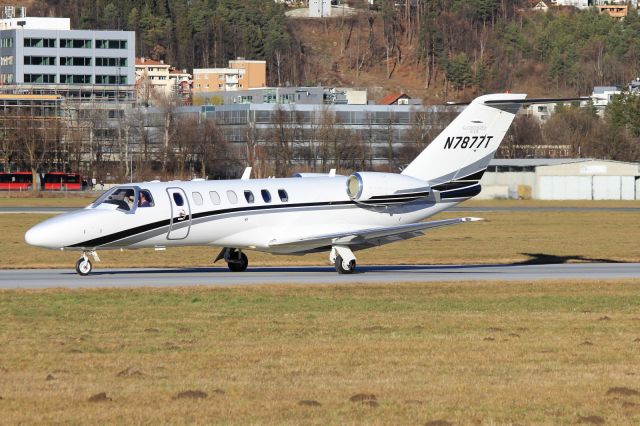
346;172;430;205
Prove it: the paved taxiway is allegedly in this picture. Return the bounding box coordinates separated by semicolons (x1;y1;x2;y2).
0;263;638;289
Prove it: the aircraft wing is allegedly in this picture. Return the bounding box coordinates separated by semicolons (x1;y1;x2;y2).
268;217;482;250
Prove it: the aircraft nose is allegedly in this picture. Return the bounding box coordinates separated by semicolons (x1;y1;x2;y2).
25;222;55;248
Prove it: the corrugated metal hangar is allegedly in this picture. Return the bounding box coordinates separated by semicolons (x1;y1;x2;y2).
480;159;640;200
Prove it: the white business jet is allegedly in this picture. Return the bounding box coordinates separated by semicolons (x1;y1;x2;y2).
25;93;526;275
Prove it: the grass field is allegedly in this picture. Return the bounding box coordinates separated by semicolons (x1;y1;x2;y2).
1;281;639;424
2;206;639;269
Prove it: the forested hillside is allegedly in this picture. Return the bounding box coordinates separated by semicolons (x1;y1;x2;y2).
20;0;640;100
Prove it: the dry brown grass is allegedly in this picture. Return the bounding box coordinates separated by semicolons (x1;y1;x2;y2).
3;206;639;269
1;281;639;424
0;193;96;206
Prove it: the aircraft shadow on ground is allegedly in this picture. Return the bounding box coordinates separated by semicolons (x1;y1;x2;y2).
513;253;623;265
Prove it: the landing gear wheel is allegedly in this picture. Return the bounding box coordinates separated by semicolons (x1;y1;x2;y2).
334;255;356;274
75;257;92;276
227;252;248;272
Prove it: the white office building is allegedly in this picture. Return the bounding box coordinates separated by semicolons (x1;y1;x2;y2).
0;6;134;86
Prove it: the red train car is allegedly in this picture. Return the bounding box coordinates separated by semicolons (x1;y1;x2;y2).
0;172;33;190
43;172;83;191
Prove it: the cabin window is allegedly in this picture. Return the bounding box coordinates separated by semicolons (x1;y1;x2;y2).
209;191;221;205
138;190;154;207
192;191;203;206
261;189;271;203
278;189;288;202
244;190;255;203
173;192;184;206
227;190;238;204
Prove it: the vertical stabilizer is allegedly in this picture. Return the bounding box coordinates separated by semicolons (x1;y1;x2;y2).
402;94;526;185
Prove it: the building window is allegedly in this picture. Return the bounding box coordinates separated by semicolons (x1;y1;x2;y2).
107;109;124;119
60;74;91;84
24;74;56;84
95;75;127;85
63;74;90;84
96;57;127;67
24;38;56;48
0;73;14;84
60;39;91;49
60;57;91;66
24;56;57;66
0;38;13;48
96;39;127;49
0;56;13;66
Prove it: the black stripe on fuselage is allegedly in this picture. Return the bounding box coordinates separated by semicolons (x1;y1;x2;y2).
68;200;358;248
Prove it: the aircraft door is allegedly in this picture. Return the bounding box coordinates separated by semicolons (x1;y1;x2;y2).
166;187;191;240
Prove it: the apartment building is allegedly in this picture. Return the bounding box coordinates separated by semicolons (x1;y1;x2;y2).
596;4;628;19
0;6;134;86
193;59;266;94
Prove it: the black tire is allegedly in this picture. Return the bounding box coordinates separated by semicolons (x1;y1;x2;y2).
227;252;248;272
334;255;356;274
75;258;92;276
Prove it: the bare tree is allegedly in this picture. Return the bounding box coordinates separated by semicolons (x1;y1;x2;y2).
0;111;17;172
270;105;294;177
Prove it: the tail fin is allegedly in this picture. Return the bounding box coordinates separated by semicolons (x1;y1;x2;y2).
402;94;526;185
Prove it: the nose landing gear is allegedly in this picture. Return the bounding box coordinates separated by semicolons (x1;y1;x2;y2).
75;257;92;276
75;250;100;276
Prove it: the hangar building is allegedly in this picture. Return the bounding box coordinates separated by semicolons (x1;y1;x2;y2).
479;159;640;200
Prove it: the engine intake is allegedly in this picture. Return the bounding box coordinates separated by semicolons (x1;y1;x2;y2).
346;172;430;205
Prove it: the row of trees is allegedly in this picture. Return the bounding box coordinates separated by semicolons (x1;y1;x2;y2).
0;101;457;184
2;93;639;188
500;93;640;160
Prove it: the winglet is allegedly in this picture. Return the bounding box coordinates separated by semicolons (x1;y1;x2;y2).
241;167;252;180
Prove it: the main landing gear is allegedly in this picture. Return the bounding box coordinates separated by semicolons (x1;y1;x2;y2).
215;247;249;272
330;246;357;274
75;251;100;276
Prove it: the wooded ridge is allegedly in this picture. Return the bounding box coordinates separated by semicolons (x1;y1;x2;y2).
23;0;640;100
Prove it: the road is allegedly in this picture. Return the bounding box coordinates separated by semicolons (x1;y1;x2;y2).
0;263;638;289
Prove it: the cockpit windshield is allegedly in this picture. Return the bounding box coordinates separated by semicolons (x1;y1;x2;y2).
92;187;137;212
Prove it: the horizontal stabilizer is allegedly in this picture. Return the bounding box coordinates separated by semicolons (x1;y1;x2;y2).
268;217;482;250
